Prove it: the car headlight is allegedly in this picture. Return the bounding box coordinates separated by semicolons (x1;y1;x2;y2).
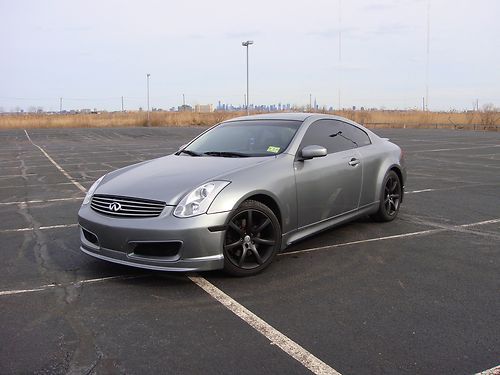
174;181;230;218
82;175;105;205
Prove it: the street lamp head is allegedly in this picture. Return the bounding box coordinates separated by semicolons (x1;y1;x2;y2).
242;40;254;47
147;73;151;77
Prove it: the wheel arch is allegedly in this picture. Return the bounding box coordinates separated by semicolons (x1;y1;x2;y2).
374;163;405;204
235;192;283;228
389;165;404;202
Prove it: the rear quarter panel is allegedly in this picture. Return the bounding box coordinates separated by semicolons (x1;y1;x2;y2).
357;140;404;207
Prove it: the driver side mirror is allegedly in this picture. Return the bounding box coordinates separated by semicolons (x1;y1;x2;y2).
300;145;327;160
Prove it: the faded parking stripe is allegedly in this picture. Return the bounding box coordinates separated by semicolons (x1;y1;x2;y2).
189;275;342;375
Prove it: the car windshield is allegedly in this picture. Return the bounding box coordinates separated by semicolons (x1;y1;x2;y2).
182;120;302;157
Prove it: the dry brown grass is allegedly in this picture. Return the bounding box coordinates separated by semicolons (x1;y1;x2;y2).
0;111;239;129
337;109;499;130
0;109;498;131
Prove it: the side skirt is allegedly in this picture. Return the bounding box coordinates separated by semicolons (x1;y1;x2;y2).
281;202;379;250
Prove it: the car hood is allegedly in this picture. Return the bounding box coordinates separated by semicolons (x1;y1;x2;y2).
95;154;271;205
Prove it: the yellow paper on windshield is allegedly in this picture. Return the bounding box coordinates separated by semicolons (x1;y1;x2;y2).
267;146;280;153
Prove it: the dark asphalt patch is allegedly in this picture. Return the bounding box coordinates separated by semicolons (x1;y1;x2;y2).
0;275;306;375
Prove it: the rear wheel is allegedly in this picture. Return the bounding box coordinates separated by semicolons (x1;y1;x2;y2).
372;170;402;222
223;200;281;276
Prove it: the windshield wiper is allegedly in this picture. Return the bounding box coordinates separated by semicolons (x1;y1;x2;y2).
202;151;250;158
177;149;201;157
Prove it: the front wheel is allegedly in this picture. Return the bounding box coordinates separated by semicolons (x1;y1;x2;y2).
372;170;402;222
223;200;281;276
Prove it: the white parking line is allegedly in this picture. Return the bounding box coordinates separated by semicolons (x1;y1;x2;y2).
475;364;500;375
0;169;111;179
0;224;78;233
409;145;500;153
281;217;500;257
0;197;83;206
0;275;142;296
406;182;500;195
0;182;78;189
281;229;443;256
24;130;87;193
0;173;37;179
406;188;437;194
189;275;341;375
0;159;144;169
461;218;500;227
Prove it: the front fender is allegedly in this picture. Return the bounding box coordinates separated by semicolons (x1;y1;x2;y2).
207;155;297;234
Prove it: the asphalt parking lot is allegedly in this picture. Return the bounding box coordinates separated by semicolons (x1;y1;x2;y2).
0;126;498;374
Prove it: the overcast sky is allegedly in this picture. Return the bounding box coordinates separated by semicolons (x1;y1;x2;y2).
1;0;499;112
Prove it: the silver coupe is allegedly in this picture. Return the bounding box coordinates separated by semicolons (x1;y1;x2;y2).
78;113;406;276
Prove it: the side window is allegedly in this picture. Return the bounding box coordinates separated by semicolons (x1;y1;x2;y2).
299;120;355;154
338;121;371;147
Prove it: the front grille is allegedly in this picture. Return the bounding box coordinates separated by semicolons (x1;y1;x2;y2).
91;194;166;218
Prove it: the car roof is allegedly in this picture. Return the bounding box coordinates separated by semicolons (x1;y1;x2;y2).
220;112;381;142
225;112;314;122
223;112;354;123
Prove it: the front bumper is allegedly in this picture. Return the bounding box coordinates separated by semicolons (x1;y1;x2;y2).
78;204;229;271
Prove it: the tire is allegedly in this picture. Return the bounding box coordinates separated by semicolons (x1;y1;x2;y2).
223;200;281;276
372;170;402;222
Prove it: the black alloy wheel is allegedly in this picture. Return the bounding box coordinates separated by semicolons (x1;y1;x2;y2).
373;170;402;222
223;200;281;276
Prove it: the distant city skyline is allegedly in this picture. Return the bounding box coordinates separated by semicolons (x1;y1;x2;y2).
1;0;499;112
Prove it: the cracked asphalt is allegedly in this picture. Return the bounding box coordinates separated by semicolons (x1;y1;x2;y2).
0;127;499;374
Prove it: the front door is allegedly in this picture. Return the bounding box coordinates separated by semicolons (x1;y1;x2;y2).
294;119;363;228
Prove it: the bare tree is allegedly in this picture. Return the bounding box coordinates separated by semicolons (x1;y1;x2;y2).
479;103;500;129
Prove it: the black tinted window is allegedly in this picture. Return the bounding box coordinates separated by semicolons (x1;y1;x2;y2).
300;120;351;154
300;120;371;154
338;121;371;147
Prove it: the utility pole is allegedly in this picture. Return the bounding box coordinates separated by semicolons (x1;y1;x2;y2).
121;96;124;112
338;0;342;111
425;0;430;111
146;73;151;126
182;93;186;107
59;97;62;113
422;97;425;111
309;94;312;112
242;40;254;116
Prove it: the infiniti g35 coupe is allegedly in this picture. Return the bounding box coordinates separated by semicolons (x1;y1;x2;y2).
78;113;406;276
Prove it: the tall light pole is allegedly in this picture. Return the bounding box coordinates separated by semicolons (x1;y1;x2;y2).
242;40;254;115
425;0;430;111
338;0;342;111
146;73;151;125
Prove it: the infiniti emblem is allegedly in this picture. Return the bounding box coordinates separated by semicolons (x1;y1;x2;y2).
109;202;122;212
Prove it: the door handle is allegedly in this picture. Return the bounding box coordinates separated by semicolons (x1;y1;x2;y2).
348;158;360;167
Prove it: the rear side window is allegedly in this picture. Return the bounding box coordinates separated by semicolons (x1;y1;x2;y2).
299;120;370;154
338;121;371;147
